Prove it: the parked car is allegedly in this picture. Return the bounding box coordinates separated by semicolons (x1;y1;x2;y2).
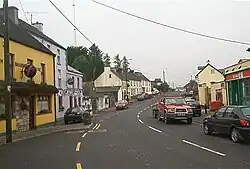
185;98;201;116
203;105;250;143
115;100;129;110
156;96;193;124
137;94;146;101
64;107;92;125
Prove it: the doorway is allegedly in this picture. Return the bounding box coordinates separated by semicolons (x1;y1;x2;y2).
29;96;35;130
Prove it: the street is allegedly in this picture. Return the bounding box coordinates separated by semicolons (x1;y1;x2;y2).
1;95;250;169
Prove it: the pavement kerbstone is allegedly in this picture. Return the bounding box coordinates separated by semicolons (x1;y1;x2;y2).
0;122;93;146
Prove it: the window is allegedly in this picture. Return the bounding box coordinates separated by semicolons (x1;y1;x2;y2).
74;97;77;107
41;63;46;83
58;69;62;88
47;44;50;49
27;58;33;64
241;108;250;118
57;49;61;64
72;77;75;88
9;54;14;79
59;96;63;110
77;78;80;88
78;97;81;106
37;96;51;114
224;107;234;117
216;107;226;117
211;69;215;74
109;74;112;78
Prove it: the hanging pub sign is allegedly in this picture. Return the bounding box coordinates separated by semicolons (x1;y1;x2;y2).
24;63;37;78
67;77;74;85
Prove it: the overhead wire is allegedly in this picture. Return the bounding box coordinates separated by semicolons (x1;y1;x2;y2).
17;0;29;22
48;0;94;45
92;0;250;46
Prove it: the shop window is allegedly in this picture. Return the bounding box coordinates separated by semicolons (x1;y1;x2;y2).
243;78;250;105
109;74;112;78
59;96;63;111
37;96;51;114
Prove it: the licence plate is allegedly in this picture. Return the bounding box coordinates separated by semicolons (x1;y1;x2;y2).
177;113;186;116
69;114;74;116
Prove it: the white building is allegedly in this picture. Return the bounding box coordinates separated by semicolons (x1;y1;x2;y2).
66;66;84;109
19;19;82;120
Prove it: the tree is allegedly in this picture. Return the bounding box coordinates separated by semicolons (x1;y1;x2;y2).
66;44;104;82
113;54;121;70
122;56;130;71
103;53;111;67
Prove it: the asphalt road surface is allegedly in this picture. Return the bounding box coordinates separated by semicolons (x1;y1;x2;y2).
1;93;250;169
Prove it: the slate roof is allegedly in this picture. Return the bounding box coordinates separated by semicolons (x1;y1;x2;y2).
67;65;83;75
0;16;54;56
110;68;150;82
18;19;66;50
195;63;224;78
95;86;121;93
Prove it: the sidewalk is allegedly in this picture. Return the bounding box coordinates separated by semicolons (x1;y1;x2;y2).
0;121;93;146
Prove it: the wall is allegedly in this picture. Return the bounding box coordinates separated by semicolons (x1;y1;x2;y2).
0;119;16;134
198;84;206;105
0;38;54;85
211;82;227;105
32;35;68;121
197;65;224;88
95;67;122;87
225;60;250;75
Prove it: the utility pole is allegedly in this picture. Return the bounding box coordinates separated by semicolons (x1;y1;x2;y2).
162;70;165;83
3;0;12;143
125;61;128;101
73;0;77;46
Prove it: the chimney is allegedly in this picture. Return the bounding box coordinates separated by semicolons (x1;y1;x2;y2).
32;21;43;32
0;6;19;25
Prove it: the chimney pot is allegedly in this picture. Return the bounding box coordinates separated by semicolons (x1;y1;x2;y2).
0;6;19;24
32;22;43;32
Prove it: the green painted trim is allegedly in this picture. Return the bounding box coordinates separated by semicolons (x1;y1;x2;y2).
56;117;64;121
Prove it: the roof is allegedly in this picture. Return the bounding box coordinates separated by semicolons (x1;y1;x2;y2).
95;86;121;93
195;63;224;78
67;65;83;75
18;19;66;50
110;68;141;81
0;16;54;56
134;72;150;81
238;59;250;64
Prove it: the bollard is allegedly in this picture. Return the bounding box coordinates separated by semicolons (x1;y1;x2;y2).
204;104;207;114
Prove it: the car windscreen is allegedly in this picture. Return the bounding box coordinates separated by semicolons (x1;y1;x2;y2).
240;108;250;118
165;98;186;105
118;100;126;104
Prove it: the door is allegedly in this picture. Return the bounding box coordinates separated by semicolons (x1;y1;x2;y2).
29;96;35;130
209;107;226;133
69;96;73;108
220;107;239;134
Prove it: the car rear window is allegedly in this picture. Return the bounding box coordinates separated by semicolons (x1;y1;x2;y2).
165;98;186;105
240;108;250;118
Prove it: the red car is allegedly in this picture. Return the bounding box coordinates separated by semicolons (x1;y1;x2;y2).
115;100;129;110
156;96;193;124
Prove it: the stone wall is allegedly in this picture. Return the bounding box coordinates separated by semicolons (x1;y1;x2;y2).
15;97;30;132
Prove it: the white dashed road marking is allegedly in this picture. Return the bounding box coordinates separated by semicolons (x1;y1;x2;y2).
76;142;81;152
182;140;226;157
82;133;87;138
138;119;144;124
92;124;98;130
148;126;162;133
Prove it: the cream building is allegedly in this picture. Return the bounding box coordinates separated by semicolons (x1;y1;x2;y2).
195;63;225;106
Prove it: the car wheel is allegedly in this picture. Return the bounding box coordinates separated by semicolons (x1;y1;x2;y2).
64;120;69;125
164;117;170;124
187;118;192;124
203;122;212;135
157;114;162;121
231;128;240;143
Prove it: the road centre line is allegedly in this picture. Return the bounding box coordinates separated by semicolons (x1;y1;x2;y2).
137;114;139;118
96;124;101;130
138;119;143;124
92;124;98;130
76;142;81;152
82;133;87;138
182;140;226;157
76;162;83;169
148;126;162;133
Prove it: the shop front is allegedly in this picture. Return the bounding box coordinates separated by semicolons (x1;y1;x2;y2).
225;69;250;106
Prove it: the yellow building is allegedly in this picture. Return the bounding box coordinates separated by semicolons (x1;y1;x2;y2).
195;63;225;106
0;8;58;134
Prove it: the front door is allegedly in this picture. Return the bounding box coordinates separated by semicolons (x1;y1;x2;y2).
29;96;35;130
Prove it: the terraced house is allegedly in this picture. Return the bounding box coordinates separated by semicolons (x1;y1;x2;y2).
0;7;58;134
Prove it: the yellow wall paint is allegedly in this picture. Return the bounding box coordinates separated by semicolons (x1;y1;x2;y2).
0;38;54;86
36;112;55;126
225;60;250;75
0;119;17;133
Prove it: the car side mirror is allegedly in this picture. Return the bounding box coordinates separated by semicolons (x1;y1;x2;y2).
160;101;164;105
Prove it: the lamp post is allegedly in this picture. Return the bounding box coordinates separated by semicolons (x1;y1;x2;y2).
3;0;12;143
124;58;132;102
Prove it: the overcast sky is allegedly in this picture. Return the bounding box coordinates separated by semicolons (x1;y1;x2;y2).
4;0;250;86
